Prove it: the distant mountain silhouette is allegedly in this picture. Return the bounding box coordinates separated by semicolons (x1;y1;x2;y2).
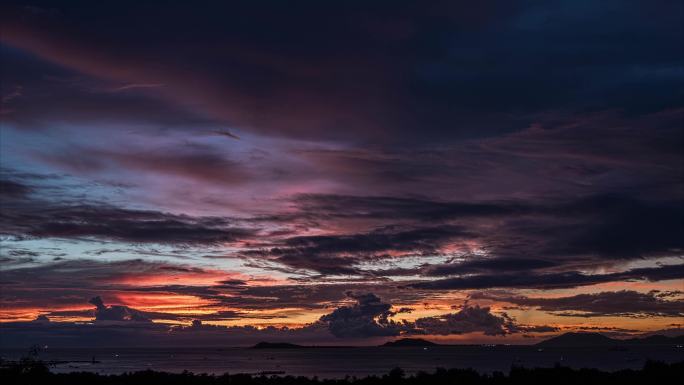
251;342;306;349
381;338;439;347
626;334;684;345
4;358;683;384
537;332;616;347
537;332;684;347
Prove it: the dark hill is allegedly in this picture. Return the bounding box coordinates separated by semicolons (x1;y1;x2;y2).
537;332;617;347
626;334;684;346
381;338;439;347
538;332;684;347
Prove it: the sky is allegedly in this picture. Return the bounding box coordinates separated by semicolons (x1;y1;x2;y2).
0;0;683;347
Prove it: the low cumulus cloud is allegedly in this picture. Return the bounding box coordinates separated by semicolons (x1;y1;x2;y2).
410;264;684;290
89;296;152;323
473;290;684;318
414;305;515;336
319;292;409;338
2;292;559;346
317;293;555;338
413;304;559;336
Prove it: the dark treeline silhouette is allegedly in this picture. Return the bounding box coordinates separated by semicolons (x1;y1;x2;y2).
1;357;682;385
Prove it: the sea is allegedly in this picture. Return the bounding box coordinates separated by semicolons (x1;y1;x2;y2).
2;346;683;378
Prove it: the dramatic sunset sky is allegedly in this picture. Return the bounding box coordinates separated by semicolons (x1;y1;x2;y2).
1;1;682;347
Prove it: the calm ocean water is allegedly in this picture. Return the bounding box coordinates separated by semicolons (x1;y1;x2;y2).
2;346;683;378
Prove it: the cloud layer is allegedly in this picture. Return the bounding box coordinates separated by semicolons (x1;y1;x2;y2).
0;0;682;343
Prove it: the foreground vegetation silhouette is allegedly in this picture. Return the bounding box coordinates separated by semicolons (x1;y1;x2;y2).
1;356;682;385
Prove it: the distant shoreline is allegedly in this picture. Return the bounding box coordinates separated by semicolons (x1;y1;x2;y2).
1;359;682;384
246;333;684;349
2;332;682;350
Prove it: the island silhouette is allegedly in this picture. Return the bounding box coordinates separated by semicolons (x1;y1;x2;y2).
381;338;439;347
2;332;682;383
246;333;684;349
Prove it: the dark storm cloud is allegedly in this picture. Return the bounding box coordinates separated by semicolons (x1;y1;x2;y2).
414;305;522;336
89;296;151;323
2;1;681;143
422;258;558;276
287;107;684;201
0;258;273;324
0;179;32;198
316;292;556;338
283;191;684;260
0;291;565;347
8;205;251;245
0;257;392;321
40;143;251;185
191;283;415;312
0;190;255;245
249;225;470;275
0;45;220;131
0;258;211;291
319;292;406;338
534;195;684;260
0;0;681;290
3;169;682;284
0;1;509;141
0;0;681;329
0;320;173;348
250;192;684;276
31;293;559;345
411;264;684;290
84;296;241;323
285;194;524;222
472;290;684;318
0;316;339;348
439;194;684;272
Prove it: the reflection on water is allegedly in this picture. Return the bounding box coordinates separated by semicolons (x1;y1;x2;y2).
1;346;683;378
